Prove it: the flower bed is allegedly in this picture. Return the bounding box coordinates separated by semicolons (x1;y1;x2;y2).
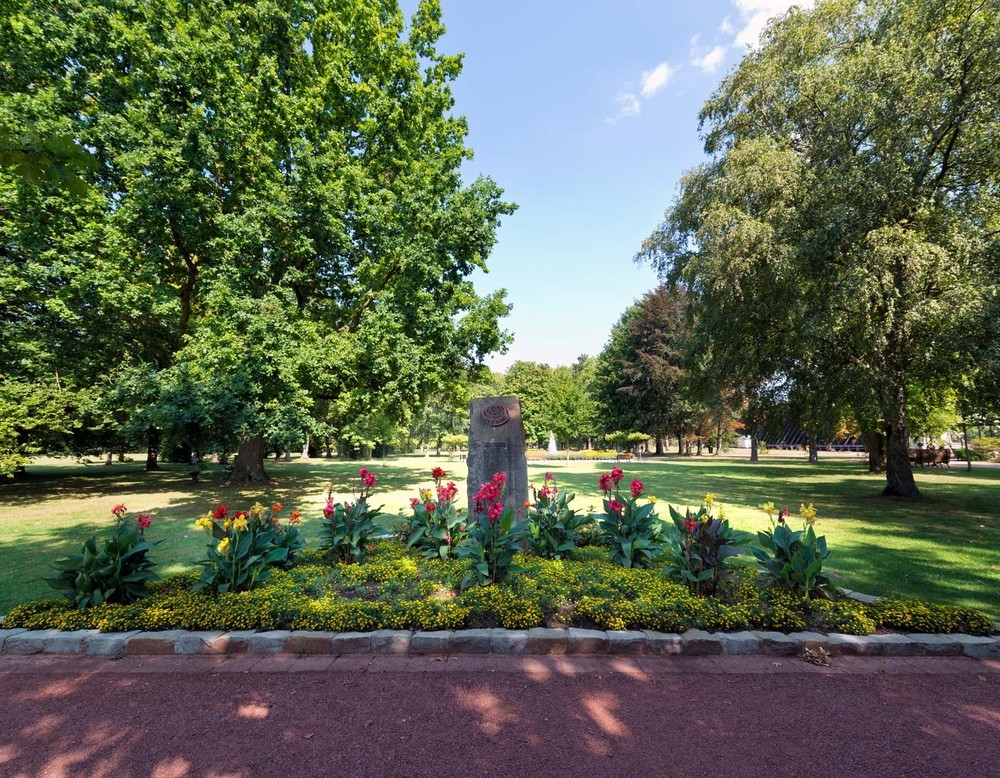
4;541;993;637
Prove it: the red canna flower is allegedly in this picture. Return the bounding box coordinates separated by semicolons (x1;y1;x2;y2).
599;473;613;492
609;499;623;515
488;503;503;522
425;501;436;512
136;513;151;531
111;503;127;517
431;467;446;480
610;467;624;484
213;505;228;520
630;479;644;498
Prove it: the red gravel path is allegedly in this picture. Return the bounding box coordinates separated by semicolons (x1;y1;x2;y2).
1;654;998;778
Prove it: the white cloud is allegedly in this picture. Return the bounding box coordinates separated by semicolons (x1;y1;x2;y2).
690;35;727;72
731;1;814;48
607;61;676;122
607;91;641;123
719;16;734;35
640;62;676;98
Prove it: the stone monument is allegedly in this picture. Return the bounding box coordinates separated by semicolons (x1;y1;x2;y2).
547;432;558;456
467;396;529;516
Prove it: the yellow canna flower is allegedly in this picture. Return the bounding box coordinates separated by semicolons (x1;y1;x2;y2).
760;501;776;518
800;503;818;525
223;519;233;531
217;537;230;555
718;508;727;520
704;493;716;507
647;495;657;503
251;502;265;518
233;516;248;532
195;518;214;531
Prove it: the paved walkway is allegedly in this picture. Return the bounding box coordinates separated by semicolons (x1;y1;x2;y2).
1;654;998;777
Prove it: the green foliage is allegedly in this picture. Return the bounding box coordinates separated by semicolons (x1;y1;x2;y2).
319;470;383;564
46;508;157;609
639;0;1000;498
1;0;516;475
457;474;530;587
6;540;995;636
661;498;749;595
752;504;831;598
192;503;298;594
526;474;590;559
594;469;665;568
406;469;468;559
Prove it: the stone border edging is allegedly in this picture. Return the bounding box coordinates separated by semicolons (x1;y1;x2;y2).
2;625;999;660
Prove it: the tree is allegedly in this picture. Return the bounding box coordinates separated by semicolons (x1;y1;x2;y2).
595;285;692;453
639;0;1000;497
500;361;556;447
1;0;515;480
548;366;597;455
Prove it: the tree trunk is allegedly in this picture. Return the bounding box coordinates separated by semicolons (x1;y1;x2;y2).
750;427;759;463
283;449;291;462
145;427;161;471
696;438;703;456
325;437;333;458
301;433;310;460
230;435;269;483
105;451;113;466
882;386;920;498
808;432;819;464
963;422;972;472
715;419;723;456
655;436;663;455
677;433;684;456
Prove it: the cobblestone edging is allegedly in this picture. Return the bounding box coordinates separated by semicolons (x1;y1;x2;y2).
1;626;999;659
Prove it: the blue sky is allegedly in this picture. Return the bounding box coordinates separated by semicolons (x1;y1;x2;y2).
405;1;809;371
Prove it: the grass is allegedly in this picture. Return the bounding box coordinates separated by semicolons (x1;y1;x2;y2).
1;453;998;619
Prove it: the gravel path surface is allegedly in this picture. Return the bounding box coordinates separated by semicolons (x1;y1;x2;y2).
1;655;998;777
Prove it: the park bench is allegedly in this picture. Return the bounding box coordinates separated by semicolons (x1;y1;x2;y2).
908;449;951;468
615;452;635;463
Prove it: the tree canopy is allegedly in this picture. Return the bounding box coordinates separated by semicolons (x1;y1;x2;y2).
1;0;514;479
639;0;1000;497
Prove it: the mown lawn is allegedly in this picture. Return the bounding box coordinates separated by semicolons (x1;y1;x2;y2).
1;453;998;618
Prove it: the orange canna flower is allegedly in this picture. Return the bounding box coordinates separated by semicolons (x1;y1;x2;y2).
271;502;283;514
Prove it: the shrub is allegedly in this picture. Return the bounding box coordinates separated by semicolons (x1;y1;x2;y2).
456;473;530;587
46;505;158;609
594;468;664;568
751;502;831;598
406;468;468;560
661;495;749;595
320;467;382;563
526;473;590;559
192;502;299;594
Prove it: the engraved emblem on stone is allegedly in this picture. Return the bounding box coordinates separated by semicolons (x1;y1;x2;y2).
480;404;510;427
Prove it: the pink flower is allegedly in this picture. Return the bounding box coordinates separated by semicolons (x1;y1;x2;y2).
599;474;613;492
111;503;127;516
410;497;420;508
610;467;624;484
539;486;551;500
136;513;151;530
359;468;376;488
545;472;553;483
488;503;504;522
437;482;458;502
630;479;644;498
323;498;334;518
492;472;506;487
609;499;623;515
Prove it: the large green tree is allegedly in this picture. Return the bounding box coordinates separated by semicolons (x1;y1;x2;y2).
640;0;1000;497
1;0;514;480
